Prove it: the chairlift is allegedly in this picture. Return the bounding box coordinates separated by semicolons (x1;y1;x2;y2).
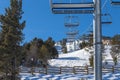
67;37;75;39
64;16;80;27
50;0;94;14
101;13;112;24
67;37;75;42
67;38;76;41
111;0;120;5
66;30;79;35
67;40;74;42
67;35;77;39
67;34;77;37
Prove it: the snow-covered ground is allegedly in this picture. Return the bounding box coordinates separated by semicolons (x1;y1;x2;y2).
49;45;114;67
20;73;120;80
20;45;120;80
49;49;90;67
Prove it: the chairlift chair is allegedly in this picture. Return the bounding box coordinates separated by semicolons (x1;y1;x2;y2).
50;0;94;14
67;37;75;42
66;30;79;35
64;16;80;27
111;0;120;5
101;13;112;24
67;35;76;39
67;34;76;38
65;23;79;27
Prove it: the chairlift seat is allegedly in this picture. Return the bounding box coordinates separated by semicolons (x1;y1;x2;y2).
67;37;75;39
66;31;78;35
50;0;94;14
111;1;120;5
101;13;112;24
101;21;112;24
51;3;94;9
65;23;79;27
52;9;94;14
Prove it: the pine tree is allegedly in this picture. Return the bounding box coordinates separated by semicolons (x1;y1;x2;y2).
111;46;120;65
111;34;120;45
88;31;93;46
45;37;55;48
110;34;120;65
39;45;50;67
25;38;42;67
45;37;58;58
60;38;67;53
89;55;94;67
0;0;25;79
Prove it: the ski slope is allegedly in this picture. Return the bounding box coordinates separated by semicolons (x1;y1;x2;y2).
49;45;114;67
49;49;90;67
20;73;120;80
20;45;120;80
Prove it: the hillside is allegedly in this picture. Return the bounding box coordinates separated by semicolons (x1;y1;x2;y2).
20;45;120;80
49;45;114;67
49;49;90;67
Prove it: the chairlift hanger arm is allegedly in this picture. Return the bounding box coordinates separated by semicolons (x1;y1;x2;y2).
101;21;112;24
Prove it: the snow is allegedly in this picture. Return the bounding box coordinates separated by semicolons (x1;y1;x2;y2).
49;49;90;67
20;45;120;80
49;45;114;67
20;73;120;80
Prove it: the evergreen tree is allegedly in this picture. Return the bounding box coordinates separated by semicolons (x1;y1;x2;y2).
39;45;49;66
79;34;90;49
60;38;67;53
111;46;120;65
111;34;120;45
24;38;43;67
51;47;58;58
89;55;94;67
110;34;120;65
45;37;58;58
22;37;58;67
80;40;87;49
45;37;55;48
88;31;93;46
0;0;25;79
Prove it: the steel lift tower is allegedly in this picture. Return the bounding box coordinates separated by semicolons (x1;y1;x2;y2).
50;0;102;80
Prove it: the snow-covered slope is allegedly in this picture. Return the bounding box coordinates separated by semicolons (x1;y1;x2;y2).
20;45;120;80
49;49;90;67
103;45;114;65
20;72;120;80
49;45;114;67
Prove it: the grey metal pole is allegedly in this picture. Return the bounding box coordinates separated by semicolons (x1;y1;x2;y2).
93;0;102;80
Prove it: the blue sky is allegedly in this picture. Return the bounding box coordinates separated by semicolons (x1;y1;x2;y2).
0;0;120;43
